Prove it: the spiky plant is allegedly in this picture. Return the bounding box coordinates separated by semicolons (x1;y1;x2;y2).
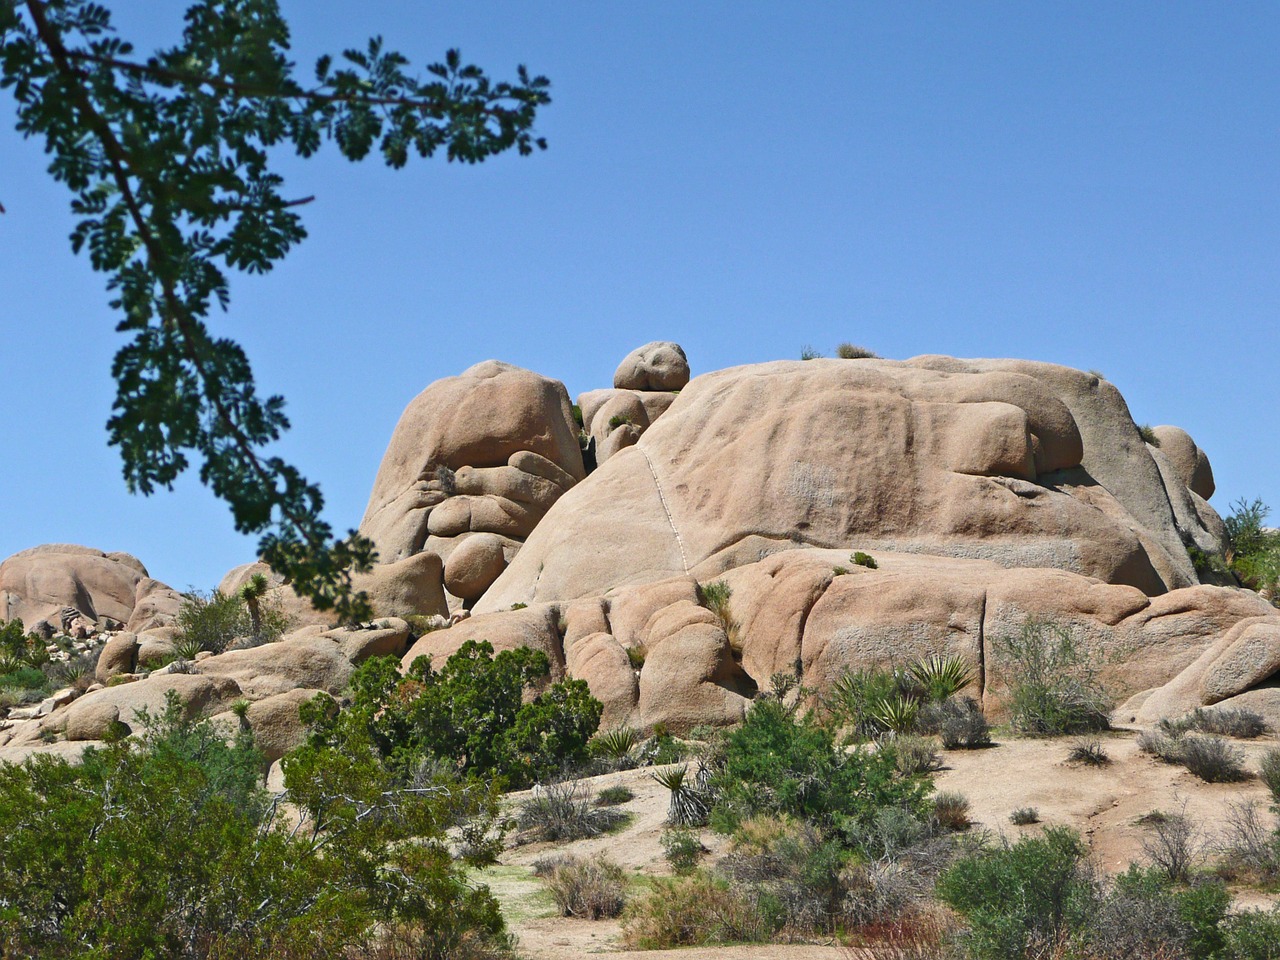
909;654;977;703
653;764;711;827
592;727;642;764
870;693;920;734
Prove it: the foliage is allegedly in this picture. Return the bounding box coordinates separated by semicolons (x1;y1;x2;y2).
1009;807;1040;825
1139;423;1161;446
1170;736;1248;783
541;854;627;919
590;726;642;768
823;665;903;740
1261;748;1280;804
1215;800;1280;886
993;619;1112;735
1186;706;1269;739
837;342;880;359
662;827;705;874
1142;804;1202;883
595;784;634;807
937;827;1094;959
303;642;601;789
894;734;942;776
921;696;992;749
1225;498;1280;602
1220;905;1280;960
800;345;824;360
516;779;627;842
1067;738;1111;766
175;585;288;655
0;689;511;959
653;763;712;827
931;792;971;832
709;699;932;848
0;1;550;621
607;413;633;429
625;645;646;669
910;654;977;703
852;550;879;569
621;872;768;949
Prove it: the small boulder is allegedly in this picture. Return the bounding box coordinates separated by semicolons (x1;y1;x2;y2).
95;632;139;682
613;342;690;392
444;534;509;602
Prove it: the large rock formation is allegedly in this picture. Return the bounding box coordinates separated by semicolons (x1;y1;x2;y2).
8;346;1280;753
0;544;182;634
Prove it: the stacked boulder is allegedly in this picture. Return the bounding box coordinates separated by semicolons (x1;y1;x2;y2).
579;341;690;466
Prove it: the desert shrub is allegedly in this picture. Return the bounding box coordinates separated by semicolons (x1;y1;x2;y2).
595;784;634;807
994;619;1112;735
894;735;942;776
1178;736;1248;783
697;580;735;636
937;826;1093;959
306;643;602;789
625;645;645;669
710;698;932;845
1260;747;1280;803
1139;423;1161;446
847;806;931;862
607;413;632;429
643;730;688;765
852;551;879;569
1215;800;1280;884
873;694;922;734
621;872;768;948
0;664;47;692
1139;728;1185;763
800;345;824;360
590;726;642;768
931;792;971;832
0;690;512;960
719;816;854;935
542;854;627;919
662;827;705;874
174;586;289;655
920;696;991;749
1142;803;1202;883
909;655;977;703
1067;738;1111;766
837;342;880;359
517;779;628;842
824;666;904;740
1225;498;1280;601
530;853;572;877
1220;905;1280;959
1010;807;1040;825
1088;866;1229;960
1188;707;1269;739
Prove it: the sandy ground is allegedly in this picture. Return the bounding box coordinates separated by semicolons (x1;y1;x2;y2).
483;728;1280;959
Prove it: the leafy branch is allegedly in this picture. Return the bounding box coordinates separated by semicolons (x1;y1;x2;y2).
0;0;550;621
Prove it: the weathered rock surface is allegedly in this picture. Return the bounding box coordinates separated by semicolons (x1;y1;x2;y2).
613;341;690;391
359;360;584;565
479;359;1219;611
0;544;181;632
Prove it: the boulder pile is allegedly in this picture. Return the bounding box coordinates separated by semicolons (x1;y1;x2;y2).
4;344;1279;760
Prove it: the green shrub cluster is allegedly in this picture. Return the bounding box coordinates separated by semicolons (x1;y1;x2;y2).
1225;498;1280;603
0;691;511;959
994;619;1112;735
304;640;602;789
172;582;289;658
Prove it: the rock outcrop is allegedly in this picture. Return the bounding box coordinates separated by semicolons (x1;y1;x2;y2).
8;345;1280;753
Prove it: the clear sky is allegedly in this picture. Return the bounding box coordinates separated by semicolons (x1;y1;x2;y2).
2;1;1277;593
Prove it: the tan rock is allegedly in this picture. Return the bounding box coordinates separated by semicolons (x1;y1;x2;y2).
58;673;242;739
197;634;354;700
444;534;509;602
326;618;413;663
565;632;639;729
95;632;139;682
1151;425;1216;500
246;688;333;763
480;359;1218;611
401;602;565;677
0;544;163;630
359;361;584;563
613;341;690;391
578;389;677;437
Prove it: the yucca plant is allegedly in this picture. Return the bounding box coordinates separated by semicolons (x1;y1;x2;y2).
592;727;642;765
653;764;711;826
870;693;920;734
173;637;205;662
909;654;977;703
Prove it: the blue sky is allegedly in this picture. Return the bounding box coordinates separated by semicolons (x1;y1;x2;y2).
2;2;1277;591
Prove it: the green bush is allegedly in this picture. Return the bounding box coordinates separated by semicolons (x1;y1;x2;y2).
1221;905;1280;959
595;785;634;807
851;551;879;569
1261;748;1280;804
1010;806;1040;825
836;342;880;359
0;690;511;959
1225;499;1280;601
994;619;1112;735
304;641;602;789
174;585;288;655
709;699;932;848
662;827;704;874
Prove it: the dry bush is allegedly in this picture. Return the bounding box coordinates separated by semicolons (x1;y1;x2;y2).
841;909;961;959
350;923;512;960
1067;739;1111;766
1189;707;1268;739
1178;736;1248;783
894;735;942;776
516;779;627;843
621;873;768;949
1010;807;1040;826
1260;747;1280;803
1215;799;1280;883
932;792;971;832
542;854;627;919
1141;801;1202;883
